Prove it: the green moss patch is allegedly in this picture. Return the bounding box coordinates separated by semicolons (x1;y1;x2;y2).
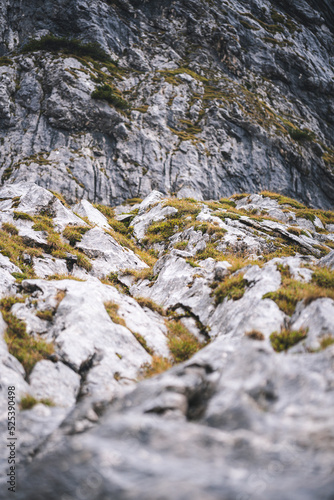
92;84;130;110
22;35;111;63
270;329;307;352
0;298;54;375
20;394;54;410
167;320;202;364
214;273;247;304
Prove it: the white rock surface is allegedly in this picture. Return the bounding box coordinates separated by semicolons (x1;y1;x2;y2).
29;360;81;407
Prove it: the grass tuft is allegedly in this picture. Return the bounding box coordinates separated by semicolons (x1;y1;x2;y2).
20;394;55;410
214;273;247;304
104;301;126;326
167;320;202;364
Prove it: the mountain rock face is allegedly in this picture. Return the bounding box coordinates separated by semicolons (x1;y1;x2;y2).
1;0;334;498
0;182;334;498
0;0;334;206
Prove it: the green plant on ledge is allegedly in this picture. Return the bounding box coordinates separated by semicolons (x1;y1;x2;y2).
21;35;111;63
92;84;130;110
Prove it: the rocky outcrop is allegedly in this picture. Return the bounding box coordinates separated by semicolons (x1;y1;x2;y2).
0;0;333;207
0;183;334;498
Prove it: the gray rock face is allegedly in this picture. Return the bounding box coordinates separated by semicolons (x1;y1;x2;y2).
0;20;334;490
0;0;333;207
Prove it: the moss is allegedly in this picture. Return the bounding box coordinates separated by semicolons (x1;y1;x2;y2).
20;394;55;410
270;328;307;352
63;225;89;246
2;223;19;235
104;301;126;326
0;299;54;375
132;332;154;356
21;35;111;63
167;320;202;364
141;356;172;379
135;296;165;316
215;273;247;304
92;83;130;110
240;12;285;34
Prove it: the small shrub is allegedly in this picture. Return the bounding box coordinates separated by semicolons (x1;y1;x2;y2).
92;84;130;110
215;273;247;304
288;127;315;142
22;35;111;63
270;329;307;352
245;330;265;341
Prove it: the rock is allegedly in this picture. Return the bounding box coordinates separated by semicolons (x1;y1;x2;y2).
319;250;334;269
77;227;147;277
29;360;81;407
72;199;109;229
33;255;68;278
132;201;178;240
290;298;334;351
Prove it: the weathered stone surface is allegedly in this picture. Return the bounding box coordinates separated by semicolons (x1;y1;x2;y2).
77;227;147;277
1;0;333;208
72;199;109;229
29;360;81;408
290;299;334;351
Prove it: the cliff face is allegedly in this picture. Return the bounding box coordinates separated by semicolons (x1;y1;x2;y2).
0;0;334;207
